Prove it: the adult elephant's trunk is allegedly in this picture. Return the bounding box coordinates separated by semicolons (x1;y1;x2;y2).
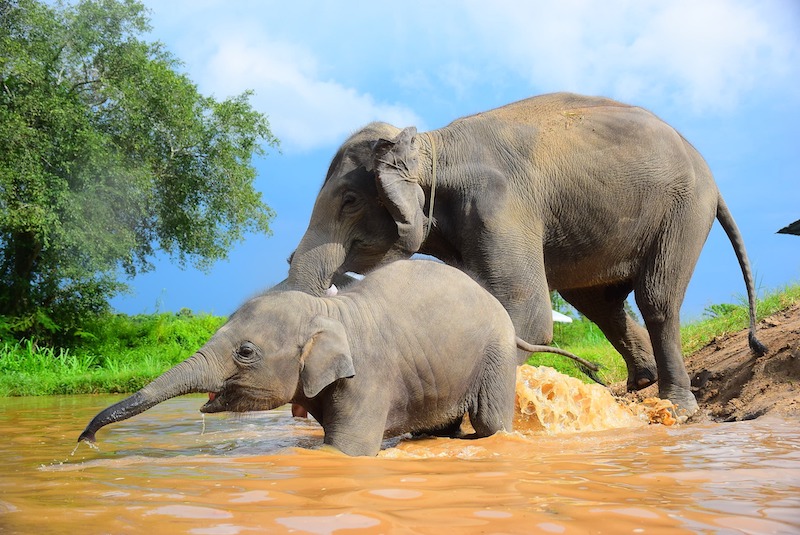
286;237;347;297
78;353;223;443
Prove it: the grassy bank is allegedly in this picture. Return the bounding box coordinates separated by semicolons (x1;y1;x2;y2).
1;284;798;396
0;312;225;396
526;283;800;383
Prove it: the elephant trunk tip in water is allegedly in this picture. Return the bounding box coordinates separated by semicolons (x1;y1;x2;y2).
76;354;225;445
78;429;97;444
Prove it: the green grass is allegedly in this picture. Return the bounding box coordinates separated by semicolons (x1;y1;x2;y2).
528;283;800;384
681;283;800;355
527;317;627;384
1;283;798;396
0;311;225;396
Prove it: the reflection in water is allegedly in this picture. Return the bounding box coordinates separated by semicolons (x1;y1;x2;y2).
276;513;381;534
0;366;798;534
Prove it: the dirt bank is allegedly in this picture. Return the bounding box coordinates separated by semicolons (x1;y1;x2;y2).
619;303;800;422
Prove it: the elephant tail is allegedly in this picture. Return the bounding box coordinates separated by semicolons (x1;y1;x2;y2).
515;338;605;386
716;195;768;356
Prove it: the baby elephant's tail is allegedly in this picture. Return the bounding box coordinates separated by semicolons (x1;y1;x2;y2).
516;337;605;386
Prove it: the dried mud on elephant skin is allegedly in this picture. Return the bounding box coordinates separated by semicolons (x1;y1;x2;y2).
615;304;800;422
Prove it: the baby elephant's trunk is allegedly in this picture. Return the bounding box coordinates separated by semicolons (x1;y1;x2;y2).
78;391;158;443
78;353;219;443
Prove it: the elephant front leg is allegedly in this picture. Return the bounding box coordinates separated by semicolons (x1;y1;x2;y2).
508;292;556;364
470;239;554;363
322;429;384;457
320;400;389;457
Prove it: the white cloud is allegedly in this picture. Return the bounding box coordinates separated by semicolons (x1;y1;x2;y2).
623;1;796;110
462;0;799;111
145;0;798;153
202;37;423;152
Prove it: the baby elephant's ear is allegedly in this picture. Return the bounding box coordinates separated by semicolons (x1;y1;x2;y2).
300;315;355;398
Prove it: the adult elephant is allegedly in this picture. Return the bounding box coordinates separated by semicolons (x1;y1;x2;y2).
285;92;766;418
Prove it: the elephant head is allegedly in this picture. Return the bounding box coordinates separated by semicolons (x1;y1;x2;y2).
286;123;431;296
78;292;355;443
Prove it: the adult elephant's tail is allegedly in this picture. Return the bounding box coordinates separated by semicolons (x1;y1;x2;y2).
716;195;767;356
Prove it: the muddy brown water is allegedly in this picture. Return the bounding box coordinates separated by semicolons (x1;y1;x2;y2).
0;367;798;534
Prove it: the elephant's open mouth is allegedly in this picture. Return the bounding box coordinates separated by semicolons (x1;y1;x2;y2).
200;389;282;414
200;392;224;413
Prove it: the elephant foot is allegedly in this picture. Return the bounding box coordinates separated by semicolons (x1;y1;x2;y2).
658;385;699;423
626;368;658;392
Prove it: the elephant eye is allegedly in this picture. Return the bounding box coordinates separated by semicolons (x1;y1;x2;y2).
341;192;360;214
235;342;259;365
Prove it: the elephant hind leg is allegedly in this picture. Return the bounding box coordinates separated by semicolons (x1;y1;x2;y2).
467;346;516;437
467;404;512;438
560;283;657;391
633;203;711;418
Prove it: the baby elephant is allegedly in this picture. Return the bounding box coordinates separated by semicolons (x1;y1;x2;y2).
79;260;594;456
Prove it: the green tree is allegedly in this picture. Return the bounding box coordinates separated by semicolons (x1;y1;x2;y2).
0;0;278;342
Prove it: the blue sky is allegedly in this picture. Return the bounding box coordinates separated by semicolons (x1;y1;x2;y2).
111;0;800;321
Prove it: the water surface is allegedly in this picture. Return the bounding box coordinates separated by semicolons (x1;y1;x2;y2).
0;369;798;534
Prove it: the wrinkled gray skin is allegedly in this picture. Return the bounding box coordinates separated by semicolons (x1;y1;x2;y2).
285;92;766;418
79;260;589;457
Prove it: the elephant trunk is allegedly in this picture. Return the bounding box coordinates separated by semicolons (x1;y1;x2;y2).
78;352;222;443
286;237;347;297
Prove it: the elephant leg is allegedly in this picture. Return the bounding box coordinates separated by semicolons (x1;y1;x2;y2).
321;396;389;456
468;347;516;438
633;208;710;419
468;390;514;438
468;397;513;437
324;430;385;457
559;284;657;391
634;294;698;420
470;235;554;363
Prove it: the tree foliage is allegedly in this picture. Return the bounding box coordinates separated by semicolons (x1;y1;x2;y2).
0;0;278;342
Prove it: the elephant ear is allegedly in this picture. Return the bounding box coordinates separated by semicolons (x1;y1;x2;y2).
300;315;355;398
372;126;426;253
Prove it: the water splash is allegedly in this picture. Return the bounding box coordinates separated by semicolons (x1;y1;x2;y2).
514;365;646;434
638;397;681;425
38;439;101;472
